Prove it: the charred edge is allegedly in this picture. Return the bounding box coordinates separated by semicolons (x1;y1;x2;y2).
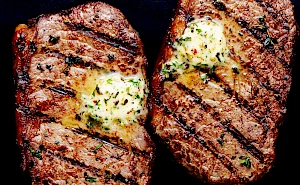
41;149;136;184
174;82;266;162
65;22;137;55
48;84;76;97
71;128;150;157
220;119;265;163
16;32;26;52
163;105;237;174
27;15;42;28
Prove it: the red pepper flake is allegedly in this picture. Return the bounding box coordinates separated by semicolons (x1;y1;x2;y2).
192;48;198;55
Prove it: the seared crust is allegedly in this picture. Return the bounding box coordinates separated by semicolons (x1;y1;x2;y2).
149;0;297;184
13;2;155;185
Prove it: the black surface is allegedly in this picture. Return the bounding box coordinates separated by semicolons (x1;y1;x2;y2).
1;0;299;184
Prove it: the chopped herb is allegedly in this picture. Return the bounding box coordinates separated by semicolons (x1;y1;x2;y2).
240;156;251;168
104;127;110;131
196;28;202;34
96;143;103;149
200;74;207;82
29;147;42;160
136;94;141;99
128;79;139;87
264;36;277;48
232;66;239;74
179;37;192;42
85;176;97;182
216;52;223;63
210;65;216;74
108;54;114;61
49;35;60;44
65;55;82;66
216;133;225;146
107;78;113;84
258;15;265;23
193;63;208;70
63;19;69;24
86;122;95;129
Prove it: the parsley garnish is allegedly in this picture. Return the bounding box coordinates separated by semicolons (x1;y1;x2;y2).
239;156;251;168
128;79;140;87
29;147;42;160
85;176;97;182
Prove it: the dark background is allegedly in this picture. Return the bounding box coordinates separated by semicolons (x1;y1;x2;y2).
1;0;299;184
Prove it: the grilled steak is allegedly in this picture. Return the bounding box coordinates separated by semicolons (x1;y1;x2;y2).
12;1;155;185
149;0;297;184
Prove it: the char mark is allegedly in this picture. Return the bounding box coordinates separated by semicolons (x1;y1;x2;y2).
220;119;265;162
65;22;137;55
30;146;137;185
173;82;266;162
48;84;76;97
16;104;57;123
71;128;150;157
163;105;237;174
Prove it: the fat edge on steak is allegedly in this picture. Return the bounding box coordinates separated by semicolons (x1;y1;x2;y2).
12;1;155;185
149;0;297;184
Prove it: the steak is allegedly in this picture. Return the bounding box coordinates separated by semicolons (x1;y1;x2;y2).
12;1;155;185
149;0;297;184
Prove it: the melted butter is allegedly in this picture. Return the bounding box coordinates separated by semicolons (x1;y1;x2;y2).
80;73;147;130
162;17;229;76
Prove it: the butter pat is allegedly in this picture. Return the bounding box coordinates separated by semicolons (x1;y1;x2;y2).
162;17;229;76
80;73;147;130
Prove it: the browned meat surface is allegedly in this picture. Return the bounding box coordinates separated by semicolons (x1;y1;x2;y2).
149;0;297;184
12;1;155;185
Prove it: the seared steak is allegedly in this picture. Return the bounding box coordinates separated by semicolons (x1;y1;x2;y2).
149;0;297;184
13;1;155;185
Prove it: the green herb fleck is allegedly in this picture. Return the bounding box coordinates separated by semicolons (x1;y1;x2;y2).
49;35;60;44
96;143;103;149
65;55;82;66
200;74;207;82
129;79;140;87
85;176;97;182
240;156;251;168
108;54;114;61
29;147;42;160
216;133;225;146
107;78;113;84
196;28;202;34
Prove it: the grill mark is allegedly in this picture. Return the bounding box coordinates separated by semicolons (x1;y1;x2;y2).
48;84;76;97
38;48;104;75
71;128;150;157
16;107;147;157
162;105;238;174
35;148;137;184
174;82;265;162
209;1;274;51
182;8;287;101
207;75;271;132
16;104;57;123
219;119;265;162
65;22;137;55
